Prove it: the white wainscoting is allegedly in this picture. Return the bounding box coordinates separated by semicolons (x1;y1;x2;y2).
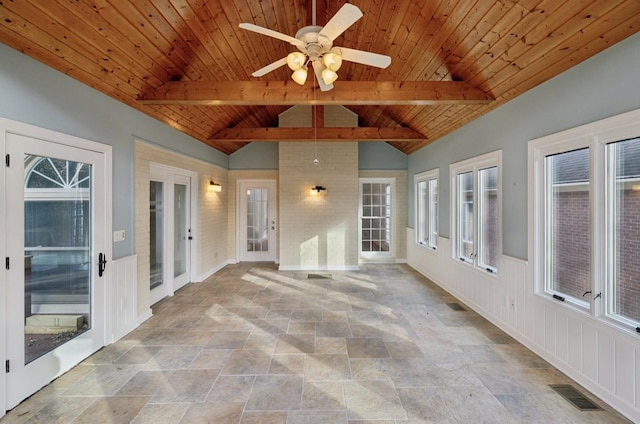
407;228;640;423
110;255;139;342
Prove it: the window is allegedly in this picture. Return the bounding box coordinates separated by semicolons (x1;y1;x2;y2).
530;109;640;329
415;169;438;250
451;151;501;273
360;179;394;258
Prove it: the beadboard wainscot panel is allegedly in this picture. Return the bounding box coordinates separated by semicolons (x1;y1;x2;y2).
407;227;640;422
111;255;143;342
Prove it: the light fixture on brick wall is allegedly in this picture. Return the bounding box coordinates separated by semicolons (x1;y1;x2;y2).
209;180;222;192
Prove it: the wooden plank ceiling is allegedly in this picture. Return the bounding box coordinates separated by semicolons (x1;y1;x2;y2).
0;1;639;155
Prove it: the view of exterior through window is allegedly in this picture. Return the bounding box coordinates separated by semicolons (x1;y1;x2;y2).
361;182;392;253
415;170;438;250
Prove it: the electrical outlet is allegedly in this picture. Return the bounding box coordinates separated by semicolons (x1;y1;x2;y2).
113;229;126;242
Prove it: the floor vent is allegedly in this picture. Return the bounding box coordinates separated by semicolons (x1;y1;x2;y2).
549;384;603;411
307;273;331;280
446;302;466;311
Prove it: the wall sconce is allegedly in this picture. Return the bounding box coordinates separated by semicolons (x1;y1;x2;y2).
209;180;222;192
633;184;640;191
310;185;326;195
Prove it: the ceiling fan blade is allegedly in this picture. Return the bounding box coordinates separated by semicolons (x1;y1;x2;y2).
311;60;333;92
239;23;304;47
251;57;288;77
318;3;363;43
338;47;391;68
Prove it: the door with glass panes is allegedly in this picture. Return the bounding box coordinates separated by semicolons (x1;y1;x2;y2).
359;179;394;259
238;180;277;262
5;132;108;409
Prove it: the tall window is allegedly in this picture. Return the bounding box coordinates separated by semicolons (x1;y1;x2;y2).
415;169;438;250
451;151;501;274
531;110;640;329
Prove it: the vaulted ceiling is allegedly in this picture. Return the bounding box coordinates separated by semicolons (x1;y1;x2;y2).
1;1;639;155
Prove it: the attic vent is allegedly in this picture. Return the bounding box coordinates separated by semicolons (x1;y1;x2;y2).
446;302;466;311
549;384;603;411
307;273;331;279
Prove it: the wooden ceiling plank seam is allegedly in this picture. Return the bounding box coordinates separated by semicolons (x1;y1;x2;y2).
102;0;205;82
173;0;242;81
465;0;602;89
498;3;640;102
340;0;382;82
419;0;494;81
448;0;540;82
84;0;198;83
356;0;397;82
203;1;271;81
57;0;174;85
406;0;481;82
0;5;153;99
480;0;626;96
147;0;220;81
393;0;459;81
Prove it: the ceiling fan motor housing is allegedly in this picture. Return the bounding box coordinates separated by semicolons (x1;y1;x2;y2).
295;26;332;60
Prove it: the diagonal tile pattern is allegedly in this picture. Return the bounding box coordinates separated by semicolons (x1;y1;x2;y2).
1;263;632;423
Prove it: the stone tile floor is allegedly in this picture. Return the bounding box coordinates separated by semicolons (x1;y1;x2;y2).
1;263;632;423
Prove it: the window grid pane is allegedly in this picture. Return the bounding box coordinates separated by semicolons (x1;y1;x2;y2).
457;172;474;260
416;181;428;244
246;188;268;252
361;183;391;253
478;167;498;270
609;138;640;323
545;148;591;303
428;178;438;249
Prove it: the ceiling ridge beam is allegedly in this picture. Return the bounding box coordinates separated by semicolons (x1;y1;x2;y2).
209;127;427;142
140;81;493;106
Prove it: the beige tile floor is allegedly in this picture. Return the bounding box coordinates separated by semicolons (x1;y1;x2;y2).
1;263;632;423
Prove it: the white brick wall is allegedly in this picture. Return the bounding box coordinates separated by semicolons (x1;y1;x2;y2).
134;141;228;313
278;105;360;269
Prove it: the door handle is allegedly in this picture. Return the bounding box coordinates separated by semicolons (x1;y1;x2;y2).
98;252;107;277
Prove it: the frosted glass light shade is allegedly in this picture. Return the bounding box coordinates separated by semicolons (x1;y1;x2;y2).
291;67;308;85
323;51;342;71
322;68;338;85
287;52;306;70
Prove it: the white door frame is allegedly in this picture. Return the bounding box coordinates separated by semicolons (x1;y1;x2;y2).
236;179;278;262
0;117;112;415
149;163;197;305
358;177;396;261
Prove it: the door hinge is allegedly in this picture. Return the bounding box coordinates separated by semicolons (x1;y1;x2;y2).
5;360;9;373
5;257;8;270
5;154;9;167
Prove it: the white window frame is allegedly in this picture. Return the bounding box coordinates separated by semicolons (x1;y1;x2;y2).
450;150;502;275
414;168;439;251
529;108;640;330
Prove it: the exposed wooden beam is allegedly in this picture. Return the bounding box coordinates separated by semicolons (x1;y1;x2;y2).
139;81;493;106
209;127;427;142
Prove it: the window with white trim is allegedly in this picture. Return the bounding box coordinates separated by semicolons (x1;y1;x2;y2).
451;150;501;274
530;109;640;329
415;169;438;250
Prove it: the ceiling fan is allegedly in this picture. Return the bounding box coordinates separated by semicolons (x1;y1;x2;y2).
239;3;391;91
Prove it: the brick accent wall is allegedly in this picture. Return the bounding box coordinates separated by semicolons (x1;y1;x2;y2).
135;141;228;312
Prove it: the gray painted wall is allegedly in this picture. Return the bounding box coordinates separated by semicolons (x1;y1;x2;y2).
358;142;407;170
0;44;228;258
408;32;640;260
229;142;279;169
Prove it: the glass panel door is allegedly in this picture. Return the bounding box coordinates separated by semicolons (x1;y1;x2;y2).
238;180;277;262
149;181;164;293
6;132;107;409
173;176;190;291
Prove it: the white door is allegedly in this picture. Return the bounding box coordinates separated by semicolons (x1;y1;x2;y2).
149;166;193;305
5;133;108;409
359;178;394;260
238;180;277;262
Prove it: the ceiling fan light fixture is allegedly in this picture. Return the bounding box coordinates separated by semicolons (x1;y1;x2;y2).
321;68;338;85
323;49;342;71
286;51;306;70
291;66;308;85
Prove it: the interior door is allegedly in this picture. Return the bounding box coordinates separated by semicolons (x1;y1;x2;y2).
238;180;277;262
5;133;107;409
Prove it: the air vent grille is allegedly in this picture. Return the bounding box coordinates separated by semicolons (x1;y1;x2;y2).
549;384;603;411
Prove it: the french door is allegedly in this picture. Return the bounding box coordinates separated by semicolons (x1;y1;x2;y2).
149;165;193;305
238;180;277;262
4;132;108;409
